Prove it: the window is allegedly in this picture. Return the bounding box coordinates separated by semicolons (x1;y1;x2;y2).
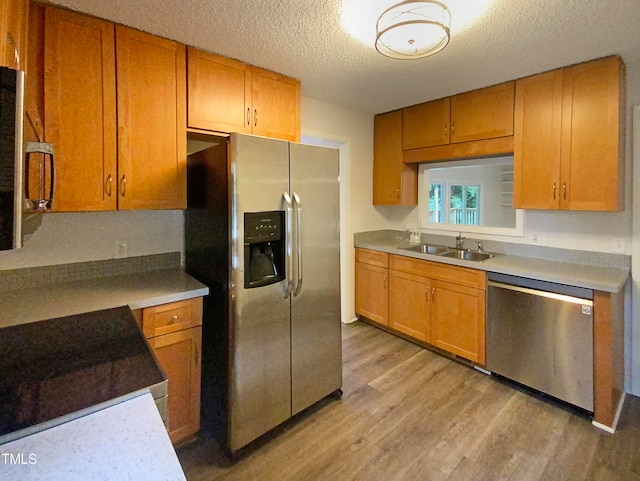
428;181;481;226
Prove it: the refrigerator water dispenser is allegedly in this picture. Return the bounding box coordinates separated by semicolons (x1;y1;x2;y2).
244;211;285;288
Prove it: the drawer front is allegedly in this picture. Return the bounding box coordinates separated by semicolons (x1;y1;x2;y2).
142;297;203;338
390;254;486;290
355;248;389;268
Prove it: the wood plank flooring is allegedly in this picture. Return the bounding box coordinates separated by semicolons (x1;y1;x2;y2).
177;321;640;481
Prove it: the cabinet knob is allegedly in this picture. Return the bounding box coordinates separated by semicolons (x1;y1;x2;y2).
552;182;557;200
246;108;251;126
106;174;113;197
254;109;258;127
563;182;567;200
169;315;179;324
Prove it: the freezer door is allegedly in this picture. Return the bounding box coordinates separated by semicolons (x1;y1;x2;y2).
289;142;342;415
228;133;292;451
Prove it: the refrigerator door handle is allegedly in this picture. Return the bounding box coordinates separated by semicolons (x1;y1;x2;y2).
282;191;294;298
293;192;303;297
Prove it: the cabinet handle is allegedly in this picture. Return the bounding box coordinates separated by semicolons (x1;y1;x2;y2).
444;122;448;137
431;287;435;302
106;174;113;197
6;34;19;68
254;109;258;127
384;275;388;289
451;121;455;136
120;175;126;197
246;108;251;126
396;188;400;199
552;182;557;200
425;287;430;302
168;315;178;325
563;182;567;200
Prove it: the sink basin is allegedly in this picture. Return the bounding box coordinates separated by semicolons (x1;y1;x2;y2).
400;244;450;255
439;249;493;262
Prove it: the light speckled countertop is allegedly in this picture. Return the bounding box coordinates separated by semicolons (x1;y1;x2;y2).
355;231;629;293
0;268;209;328
0;393;186;481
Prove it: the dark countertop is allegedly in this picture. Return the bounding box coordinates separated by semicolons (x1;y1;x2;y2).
0;306;166;445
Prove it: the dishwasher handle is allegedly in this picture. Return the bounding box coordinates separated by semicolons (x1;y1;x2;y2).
488;280;593;307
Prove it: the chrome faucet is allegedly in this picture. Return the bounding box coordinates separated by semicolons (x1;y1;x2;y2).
475;240;485;253
455;232;467;249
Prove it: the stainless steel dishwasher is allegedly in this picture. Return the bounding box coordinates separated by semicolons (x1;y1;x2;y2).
486;272;594;412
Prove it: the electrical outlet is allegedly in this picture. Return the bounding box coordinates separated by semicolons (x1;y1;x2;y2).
114;240;128;258
613;238;625;253
531;233;546;245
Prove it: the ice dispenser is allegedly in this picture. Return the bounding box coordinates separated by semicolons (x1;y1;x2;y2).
244;211;285;288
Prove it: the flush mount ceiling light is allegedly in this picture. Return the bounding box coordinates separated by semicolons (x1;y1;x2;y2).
375;0;451;60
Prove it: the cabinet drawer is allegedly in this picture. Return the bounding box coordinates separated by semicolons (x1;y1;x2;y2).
355;248;389;268
389;254;486;290
142;297;203;338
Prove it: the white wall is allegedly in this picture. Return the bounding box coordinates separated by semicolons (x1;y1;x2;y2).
301;97;418;323
0;210;183;270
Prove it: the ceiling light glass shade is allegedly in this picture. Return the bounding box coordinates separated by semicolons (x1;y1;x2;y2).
375;1;451;60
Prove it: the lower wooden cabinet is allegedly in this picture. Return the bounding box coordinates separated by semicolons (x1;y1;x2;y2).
388;269;431;342
355;248;389;326
355;248;487;365
431;279;485;364
140;297;203;444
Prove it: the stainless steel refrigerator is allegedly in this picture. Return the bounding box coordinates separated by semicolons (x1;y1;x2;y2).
185;132;342;453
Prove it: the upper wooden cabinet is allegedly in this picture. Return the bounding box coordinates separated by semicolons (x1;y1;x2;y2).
43;7;186;211
373;110;417;206
403;97;450;150
187;47;300;142
402;82;515;151
514;56;625;211
116;26;186;210
44;8;117;211
1;0;29;69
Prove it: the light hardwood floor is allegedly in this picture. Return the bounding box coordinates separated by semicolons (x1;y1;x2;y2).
177;321;640;481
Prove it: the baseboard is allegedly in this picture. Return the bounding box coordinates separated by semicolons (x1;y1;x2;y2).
592;391;626;434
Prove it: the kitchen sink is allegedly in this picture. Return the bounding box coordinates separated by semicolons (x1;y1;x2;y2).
439;249;494;261
400;244;450;255
399;244;495;262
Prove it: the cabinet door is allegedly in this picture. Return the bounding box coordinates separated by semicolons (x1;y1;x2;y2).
389;269;431;342
250;66;300;142
402;98;450;149
116;26;186;210
187;47;251;134
431;280;485;365
355;261;388;326
373;110;417;206
560;56;624;211
513;69;563;209
1;0;28;69
44;7;117;211
450;81;515;144
149;326;202;444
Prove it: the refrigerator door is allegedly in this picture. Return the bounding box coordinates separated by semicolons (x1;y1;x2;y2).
228;133;292;451
289;142;342;415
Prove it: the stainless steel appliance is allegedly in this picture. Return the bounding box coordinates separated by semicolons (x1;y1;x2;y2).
185;133;342;453
0;66;24;250
486;272;594;411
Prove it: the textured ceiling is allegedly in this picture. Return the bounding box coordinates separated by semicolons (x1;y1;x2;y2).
46;0;640;114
